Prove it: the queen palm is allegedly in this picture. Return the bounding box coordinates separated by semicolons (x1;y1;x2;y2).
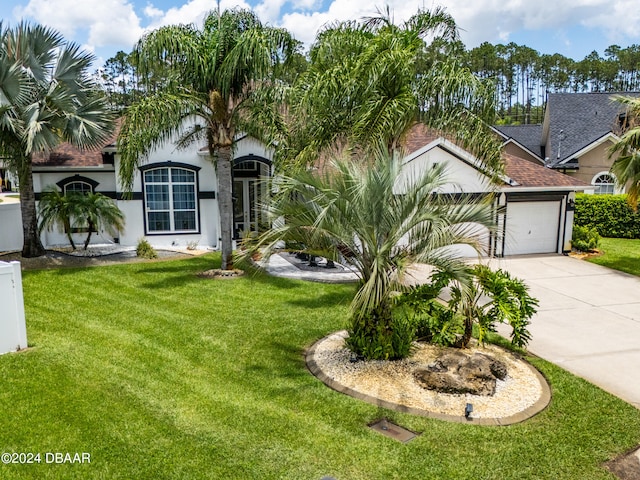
252;152;495;360
0;22;115;257
279;7;502;175
118;8;297;270
610;95;640;209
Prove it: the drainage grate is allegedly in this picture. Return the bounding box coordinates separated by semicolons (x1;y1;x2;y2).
369;418;417;443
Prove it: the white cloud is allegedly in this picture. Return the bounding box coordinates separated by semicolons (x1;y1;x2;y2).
144;3;164;19
9;0;640;62
145;0;251;31
14;0;143;49
255;0;287;23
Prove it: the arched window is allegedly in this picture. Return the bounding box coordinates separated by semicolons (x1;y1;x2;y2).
591;172;616;195
63;181;93;195
142;166;198;233
56;175;99;195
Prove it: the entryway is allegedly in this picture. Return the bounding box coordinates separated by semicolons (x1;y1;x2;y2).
232;156;271;239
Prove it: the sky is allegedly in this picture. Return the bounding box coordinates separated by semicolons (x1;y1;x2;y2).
3;0;640;69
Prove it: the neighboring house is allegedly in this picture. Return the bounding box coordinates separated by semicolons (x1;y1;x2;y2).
21;121;587;257
31;124;273;250
401;124;589;256
495;92;640;194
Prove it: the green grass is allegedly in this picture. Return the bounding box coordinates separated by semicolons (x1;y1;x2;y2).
1;254;639;479
587;237;640;276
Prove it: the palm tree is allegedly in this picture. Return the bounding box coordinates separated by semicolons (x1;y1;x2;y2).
610;95;640;209
251;151;495;360
278;7;502;176
78;192;125;250
37;188;84;250
117;8;297;270
38;189;125;250
0;22;115;257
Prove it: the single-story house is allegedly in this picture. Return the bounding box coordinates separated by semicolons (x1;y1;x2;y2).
9;121;587;257
30;125;273;250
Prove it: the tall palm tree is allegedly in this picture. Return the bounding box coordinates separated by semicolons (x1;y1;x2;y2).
251;152;495;359
118;8;297;270
0;22;115;257
610;95;640;209
278;7;502;177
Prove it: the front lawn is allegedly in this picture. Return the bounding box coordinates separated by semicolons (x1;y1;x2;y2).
1;254;639;479
587;237;640;276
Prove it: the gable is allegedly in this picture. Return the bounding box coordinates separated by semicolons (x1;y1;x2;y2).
399;140;494;193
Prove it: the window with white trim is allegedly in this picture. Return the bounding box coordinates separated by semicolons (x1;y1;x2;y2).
143;167;198;233
592;173;616;195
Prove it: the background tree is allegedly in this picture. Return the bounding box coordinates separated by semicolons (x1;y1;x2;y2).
250;153;495;360
610;95;640;209
118;8;297;270
0;22;115;257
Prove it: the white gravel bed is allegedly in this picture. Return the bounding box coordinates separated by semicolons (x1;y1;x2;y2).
312;331;545;419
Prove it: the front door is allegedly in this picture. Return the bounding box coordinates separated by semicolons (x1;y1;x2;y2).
233;178;260;238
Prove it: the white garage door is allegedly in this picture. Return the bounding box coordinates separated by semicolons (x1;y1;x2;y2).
504;201;560;255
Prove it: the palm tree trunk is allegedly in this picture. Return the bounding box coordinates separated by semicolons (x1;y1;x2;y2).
19;159;45;258
65;221;76;250
217;146;234;270
83;220;94;250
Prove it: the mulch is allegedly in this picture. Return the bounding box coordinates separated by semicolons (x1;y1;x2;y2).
0;249;193;270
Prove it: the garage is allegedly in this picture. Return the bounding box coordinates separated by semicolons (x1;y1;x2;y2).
504;200;561;255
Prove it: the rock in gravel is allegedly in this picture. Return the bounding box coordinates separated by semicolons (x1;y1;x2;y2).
414;351;508;396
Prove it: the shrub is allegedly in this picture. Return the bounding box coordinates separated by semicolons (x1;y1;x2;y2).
136;238;158;259
572;225;600;252
345;314;416;361
413;307;463;347
395;271;462;347
574;194;640;238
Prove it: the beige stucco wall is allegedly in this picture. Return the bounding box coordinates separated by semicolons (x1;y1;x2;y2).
574;140;616;184
557;140;621;189
503;143;543;164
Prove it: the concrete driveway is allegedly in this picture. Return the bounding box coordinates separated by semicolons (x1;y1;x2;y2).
491;254;640;409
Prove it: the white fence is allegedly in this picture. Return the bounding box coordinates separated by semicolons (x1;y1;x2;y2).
0;202;23;252
0;261;28;355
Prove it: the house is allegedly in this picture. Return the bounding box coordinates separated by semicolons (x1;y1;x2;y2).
30;124;273;250
401;124;589;256
13;121;587;257
495;92;640;193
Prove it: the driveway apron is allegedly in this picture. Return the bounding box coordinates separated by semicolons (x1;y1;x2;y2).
492;254;640;409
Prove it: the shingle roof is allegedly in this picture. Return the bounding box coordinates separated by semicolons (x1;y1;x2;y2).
403;123;442;155
494;124;543;158
32;119;121;167
546;92;640;167
404;123;587;189
503;154;589;188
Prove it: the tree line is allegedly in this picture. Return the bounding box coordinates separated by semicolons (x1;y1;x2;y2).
97;41;640;126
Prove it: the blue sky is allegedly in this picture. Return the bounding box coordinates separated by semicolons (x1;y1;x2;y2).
3;0;640;68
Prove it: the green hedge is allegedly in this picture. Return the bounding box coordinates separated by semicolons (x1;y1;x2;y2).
574;193;640;238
